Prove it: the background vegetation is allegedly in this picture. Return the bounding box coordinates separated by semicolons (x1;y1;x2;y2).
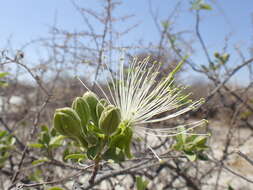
0;0;253;189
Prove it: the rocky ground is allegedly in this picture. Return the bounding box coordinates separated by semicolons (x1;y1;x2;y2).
207;120;253;189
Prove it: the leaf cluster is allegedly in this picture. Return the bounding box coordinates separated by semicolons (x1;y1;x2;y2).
29;125;65;158
0;130;15;167
0;72;9;87
172;127;209;161
52;92;133;163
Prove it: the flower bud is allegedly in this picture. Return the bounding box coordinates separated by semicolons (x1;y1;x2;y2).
222;53;229;62
72;97;90;127
96;102;104;119
99;98;109;107
214;52;220;58
99;105;121;135
53;112;68;136
54;108;83;138
54;108;88;148
83;91;99;125
96;98;109;119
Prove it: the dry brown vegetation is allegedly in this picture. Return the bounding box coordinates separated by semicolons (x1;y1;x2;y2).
0;1;253;190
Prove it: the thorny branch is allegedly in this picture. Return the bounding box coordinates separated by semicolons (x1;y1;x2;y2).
1;1;253;189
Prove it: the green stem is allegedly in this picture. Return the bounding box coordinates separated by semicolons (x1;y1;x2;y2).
88;135;109;184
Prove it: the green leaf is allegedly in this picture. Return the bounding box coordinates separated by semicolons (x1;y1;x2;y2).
62;148;70;162
192;136;207;146
87;143;102;160
41;125;49;133
0;81;8;87
85;132;99;145
185;151;197;161
123;127;133;158
173;127;187;151
32;159;49;165
197;152;209;161
102;147;125;163
42;132;50;145
64;154;86;161
47;187;64;190
200;3;212;10
49;135;65;147
29;143;44;149
172;142;182;151
185;135;197;143
110;133;125;149
136;176;149;190
0;154;9;166
9;137;16;145
0;130;8;139
50;127;57;136
0;72;9;78
228;185;234;190
109;124;133;159
191;0;212;11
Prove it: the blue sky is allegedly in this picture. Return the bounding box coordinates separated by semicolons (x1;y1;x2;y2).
0;0;252;82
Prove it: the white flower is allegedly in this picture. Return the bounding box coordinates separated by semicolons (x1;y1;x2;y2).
79;56;208;160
